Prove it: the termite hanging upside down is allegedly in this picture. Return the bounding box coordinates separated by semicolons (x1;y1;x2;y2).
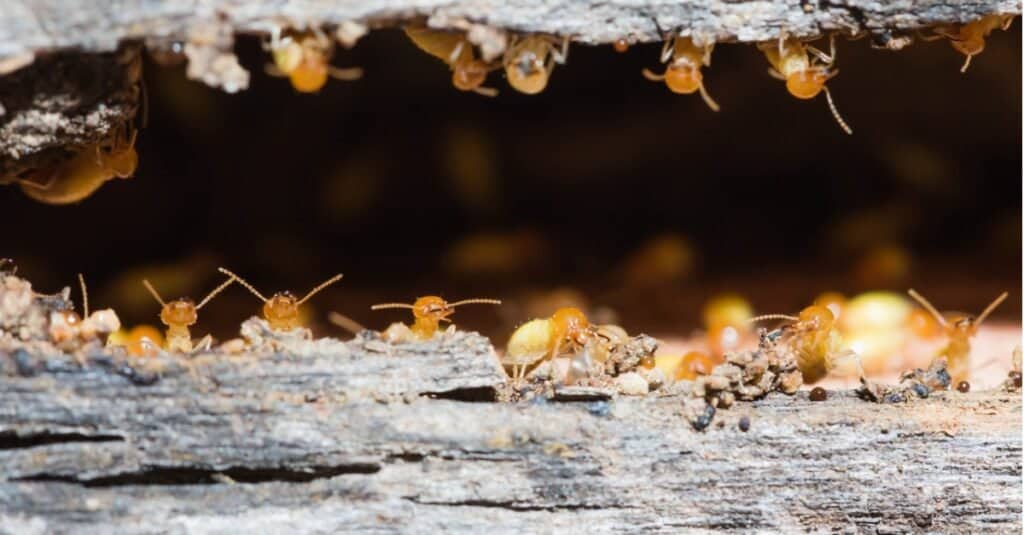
12;124;138;205
404;25;499;96
758;33;853;135
642;35;720;111
503;34;569;94
142;275;236;353
922;15;1015;72
218;267;344;331
907;289;1008;384
265;26;363;93
371;296;501;343
751;304;862;384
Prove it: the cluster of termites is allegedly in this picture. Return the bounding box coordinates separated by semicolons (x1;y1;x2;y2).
1;15;1015;205
0;259;1015;402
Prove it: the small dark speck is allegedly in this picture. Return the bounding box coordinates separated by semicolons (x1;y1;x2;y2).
956;381;970;393
738;416;751;432
884;393;906;403
809;387;827;402
912;383;930;398
691;404;716;431
13;349;37;377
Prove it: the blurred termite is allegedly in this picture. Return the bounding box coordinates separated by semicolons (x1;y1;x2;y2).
751;305;861;384
108;325;164;357
504;307;593;384
218;267;343;331
922;15;1015;72
503;34;569;94
702;293;754;358
142;275;236;353
675;350;717;381
405;25;499;96
14;123;138;205
907;289;1008;384
371;296;501;343
264;26;363;93
758;33;853;135
642;35;720;111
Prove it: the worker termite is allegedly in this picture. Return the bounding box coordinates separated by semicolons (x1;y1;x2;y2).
751;305;861;384
907;289;1008;384
371;296;501;343
15;123;138;205
702;293;754;358
503;34;569;94
218;267;344;331
405;26;499;96
503;307;593;384
264;26;363;93
758;33;853;135
922;15;1015;72
642;35;720;111
142;275;236;353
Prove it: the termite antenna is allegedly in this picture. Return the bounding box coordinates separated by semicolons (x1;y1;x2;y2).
78;273;89;318
371;303;416;311
328;311;366;334
448;298;503;308
822;86;853;135
975;291;1009;327
749;314;800;324
641;68;665;82
298;274;344;305
907;289;948;328
142;279;166;307
196;275;237;310
698;82;721;112
217;267;268;302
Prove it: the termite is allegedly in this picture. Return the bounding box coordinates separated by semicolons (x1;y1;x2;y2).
758;33;853;135
405;25;499;96
751;305;861;384
922;15;1015;72
218;267;344;331
907;289;1008;384
642;35;720;111
142;275;236;353
503;34;569;94
503;307;593;384
264;26;363;93
16;124;138;205
371;296;501;343
702;293;754;357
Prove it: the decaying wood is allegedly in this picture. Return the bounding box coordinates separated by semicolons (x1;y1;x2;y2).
1;332;1021;533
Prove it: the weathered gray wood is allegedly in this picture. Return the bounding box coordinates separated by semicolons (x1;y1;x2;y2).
1;337;1020;533
1;0;1020;57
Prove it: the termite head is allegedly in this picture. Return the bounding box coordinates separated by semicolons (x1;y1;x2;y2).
412;296;453;322
264;291;301;327
452;58;490;91
664;63;702;95
798;305;835;330
507;51;548;94
551;307;591;345
786;69;830;100
160;298;198;328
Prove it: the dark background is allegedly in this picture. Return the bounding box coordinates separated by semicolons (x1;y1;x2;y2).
1;28;1020;339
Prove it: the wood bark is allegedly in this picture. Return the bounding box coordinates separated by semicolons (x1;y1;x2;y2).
0;331;1020;533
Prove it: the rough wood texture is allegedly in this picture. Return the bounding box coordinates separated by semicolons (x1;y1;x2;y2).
1;0;1021;55
1;335;1020;533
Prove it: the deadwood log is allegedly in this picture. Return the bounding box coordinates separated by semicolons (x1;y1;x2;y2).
0;331;1020;534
